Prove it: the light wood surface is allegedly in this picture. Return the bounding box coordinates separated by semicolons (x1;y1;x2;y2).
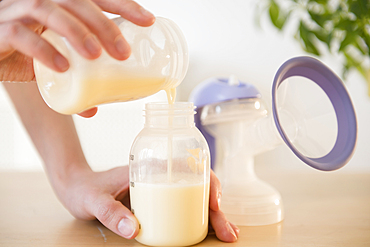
0;169;369;247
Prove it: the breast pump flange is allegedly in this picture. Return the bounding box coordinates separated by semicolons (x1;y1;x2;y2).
189;56;357;226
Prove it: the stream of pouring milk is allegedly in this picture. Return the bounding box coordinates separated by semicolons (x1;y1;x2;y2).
165;87;176;183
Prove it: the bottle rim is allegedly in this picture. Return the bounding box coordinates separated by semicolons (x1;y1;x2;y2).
145;102;195;116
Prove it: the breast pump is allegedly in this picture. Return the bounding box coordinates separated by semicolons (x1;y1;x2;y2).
190;57;357;226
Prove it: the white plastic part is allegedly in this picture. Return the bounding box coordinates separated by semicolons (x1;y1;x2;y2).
202;98;284;226
228;75;240;86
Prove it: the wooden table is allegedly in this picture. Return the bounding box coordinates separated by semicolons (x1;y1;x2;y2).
0;169;369;247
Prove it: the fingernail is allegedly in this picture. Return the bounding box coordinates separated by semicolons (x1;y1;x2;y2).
115;35;131;59
217;191;222;210
230;222;240;237
226;222;237;240
84;34;101;56
234;226;240;236
140;7;154;18
54;54;69;71
118;217;135;238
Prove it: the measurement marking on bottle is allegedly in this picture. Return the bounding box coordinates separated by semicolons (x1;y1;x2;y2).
130;154;134;161
130;182;135;188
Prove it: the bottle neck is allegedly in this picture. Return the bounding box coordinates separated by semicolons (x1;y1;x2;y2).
144;102;195;129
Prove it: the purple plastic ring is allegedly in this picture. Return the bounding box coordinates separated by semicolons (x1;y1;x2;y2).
272;56;357;171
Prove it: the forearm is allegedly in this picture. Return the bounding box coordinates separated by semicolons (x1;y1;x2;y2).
3;82;91;194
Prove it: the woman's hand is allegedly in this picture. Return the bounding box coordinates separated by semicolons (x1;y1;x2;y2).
0;0;155;72
0;0;155;117
56;165;239;242
57;165;139;238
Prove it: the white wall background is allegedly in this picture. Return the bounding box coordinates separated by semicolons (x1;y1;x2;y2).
0;0;369;173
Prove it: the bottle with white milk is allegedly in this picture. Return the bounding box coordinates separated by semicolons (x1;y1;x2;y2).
129;102;211;246
33;17;188;115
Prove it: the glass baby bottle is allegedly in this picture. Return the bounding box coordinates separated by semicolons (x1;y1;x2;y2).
33;17;188;115
129;102;210;247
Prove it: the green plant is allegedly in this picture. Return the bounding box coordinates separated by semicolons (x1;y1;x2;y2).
261;0;370;95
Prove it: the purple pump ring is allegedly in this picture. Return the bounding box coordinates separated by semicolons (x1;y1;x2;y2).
272;56;357;171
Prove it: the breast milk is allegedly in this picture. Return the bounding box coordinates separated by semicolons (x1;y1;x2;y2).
130;180;210;246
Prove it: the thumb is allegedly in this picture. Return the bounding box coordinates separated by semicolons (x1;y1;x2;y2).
92;194;139;239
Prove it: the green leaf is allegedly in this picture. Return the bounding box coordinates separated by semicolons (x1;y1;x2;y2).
309;0;327;5
339;32;357;51
354;36;368;55
269;0;280;27
308;11;330;28
361;30;370;53
335;18;357;32
299;21;320;55
276;14;288;29
349;0;370;18
268;0;288;30
305;39;321;55
343;51;367;79
311;28;331;48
